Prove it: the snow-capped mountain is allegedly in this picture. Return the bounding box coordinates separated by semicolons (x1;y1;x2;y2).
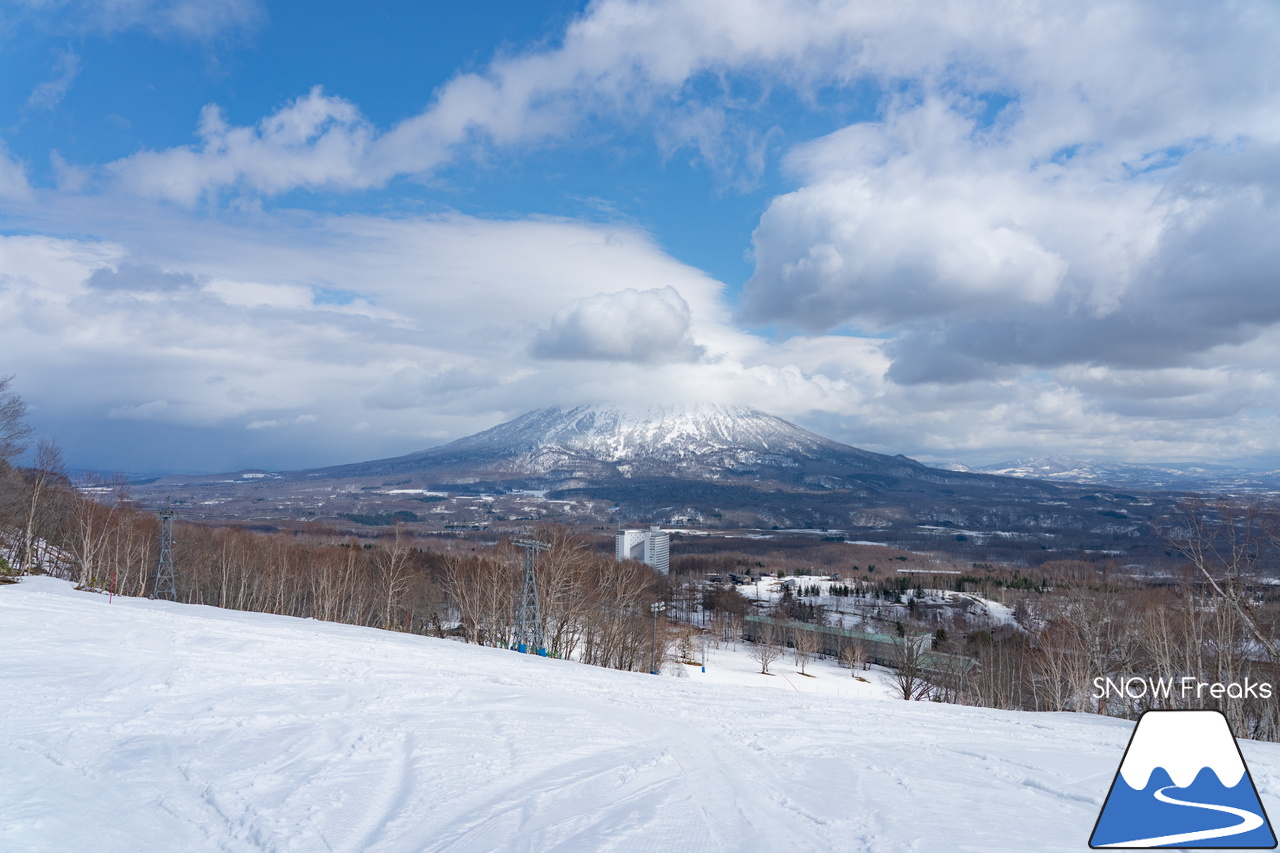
307;402;936;483
435;403;842;463
145;404;1180;539
431;403;916;475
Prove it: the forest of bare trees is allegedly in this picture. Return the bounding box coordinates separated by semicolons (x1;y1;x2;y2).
954;576;1280;740
836;507;1280;739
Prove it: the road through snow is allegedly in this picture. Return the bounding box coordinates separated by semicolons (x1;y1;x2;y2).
4;577;1280;852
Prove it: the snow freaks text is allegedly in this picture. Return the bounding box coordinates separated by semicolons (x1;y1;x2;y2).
1093;677;1275;702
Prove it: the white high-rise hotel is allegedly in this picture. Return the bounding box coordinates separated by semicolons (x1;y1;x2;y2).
615;526;670;575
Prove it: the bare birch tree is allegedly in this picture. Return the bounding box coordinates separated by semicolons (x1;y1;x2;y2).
0;374;30;467
374;525;414;631
749;620;783;674
1167;498;1280;662
792;624;817;675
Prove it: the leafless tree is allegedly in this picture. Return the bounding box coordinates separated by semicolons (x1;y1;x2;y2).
19;439;66;574
374;525;414;631
792;624;817;675
443;552;515;646
69;474;128;588
889;633;933;701
749;620;783;674
839;642;867;675
0;374;31;468
530;526;592;659
964;631;1031;710
1167;498;1280;662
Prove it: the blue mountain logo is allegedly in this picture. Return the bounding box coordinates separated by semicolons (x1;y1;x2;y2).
1091;709;1276;848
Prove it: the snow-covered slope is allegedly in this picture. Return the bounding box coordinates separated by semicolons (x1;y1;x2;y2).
8;577;1278;852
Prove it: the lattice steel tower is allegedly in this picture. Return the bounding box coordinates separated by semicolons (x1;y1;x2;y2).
151;508;177;601
512;537;549;655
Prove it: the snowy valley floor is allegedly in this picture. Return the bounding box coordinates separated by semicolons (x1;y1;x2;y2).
4;578;1280;852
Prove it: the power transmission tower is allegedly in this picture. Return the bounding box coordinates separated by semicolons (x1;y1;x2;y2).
512;537;550;655
649;601;666;674
151;508;177;601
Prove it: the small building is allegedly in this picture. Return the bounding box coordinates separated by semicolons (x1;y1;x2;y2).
615;525;670;575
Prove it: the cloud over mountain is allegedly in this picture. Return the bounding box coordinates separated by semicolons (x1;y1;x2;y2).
533;287;705;364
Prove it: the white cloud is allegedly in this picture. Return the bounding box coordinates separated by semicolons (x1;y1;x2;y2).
0;215;795;469
90;1;1280;206
0;145;32;200
26;48;79;111
3;203;1278;472
533;286;705;363
10;0;264;40
110;88;377;204
88;0;1280;406
733;2;1280;387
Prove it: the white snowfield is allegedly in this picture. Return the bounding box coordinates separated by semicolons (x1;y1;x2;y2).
4;578;1280;853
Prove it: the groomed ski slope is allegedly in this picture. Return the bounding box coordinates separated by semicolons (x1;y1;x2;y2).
4;578;1279;853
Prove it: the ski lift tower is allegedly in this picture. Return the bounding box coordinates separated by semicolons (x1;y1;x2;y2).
512;537;550;656
151;507;177;601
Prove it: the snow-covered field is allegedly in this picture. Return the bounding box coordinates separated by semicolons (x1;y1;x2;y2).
5;577;1280;852
734;574;1016;632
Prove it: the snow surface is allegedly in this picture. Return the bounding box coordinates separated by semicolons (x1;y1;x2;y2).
6;577;1280;852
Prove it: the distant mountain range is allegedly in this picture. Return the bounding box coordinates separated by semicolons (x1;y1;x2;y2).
945;456;1280;494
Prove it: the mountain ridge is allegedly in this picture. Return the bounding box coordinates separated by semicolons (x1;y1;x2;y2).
947;455;1280;493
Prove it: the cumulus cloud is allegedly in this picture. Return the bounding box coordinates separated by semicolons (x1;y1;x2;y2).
110;88;377;204
856;143;1280;384
532;286;706;364
90;1;1280;204
733;2;1280;387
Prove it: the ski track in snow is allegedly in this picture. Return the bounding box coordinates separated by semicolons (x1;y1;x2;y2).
4;577;1280;852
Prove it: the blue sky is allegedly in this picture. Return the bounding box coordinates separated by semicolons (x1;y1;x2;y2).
2;0;1280;474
